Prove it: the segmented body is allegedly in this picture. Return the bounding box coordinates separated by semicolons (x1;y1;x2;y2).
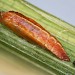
0;11;70;61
